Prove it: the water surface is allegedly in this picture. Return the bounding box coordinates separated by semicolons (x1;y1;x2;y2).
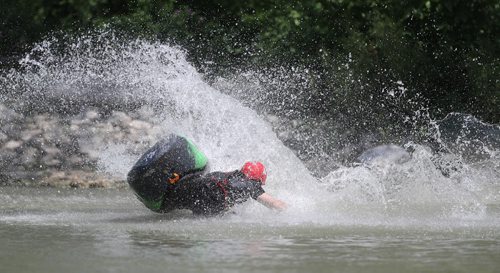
1;187;498;273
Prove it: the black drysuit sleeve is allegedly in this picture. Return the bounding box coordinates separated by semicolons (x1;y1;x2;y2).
225;172;265;204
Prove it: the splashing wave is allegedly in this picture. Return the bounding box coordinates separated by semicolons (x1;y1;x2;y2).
1;31;499;227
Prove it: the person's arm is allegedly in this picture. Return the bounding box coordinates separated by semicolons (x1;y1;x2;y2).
256;193;288;211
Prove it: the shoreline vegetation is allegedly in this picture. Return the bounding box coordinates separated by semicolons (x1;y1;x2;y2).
1;1;499;124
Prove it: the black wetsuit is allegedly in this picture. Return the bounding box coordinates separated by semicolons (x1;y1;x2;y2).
160;170;265;215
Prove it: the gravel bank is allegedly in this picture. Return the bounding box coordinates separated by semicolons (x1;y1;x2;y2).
0;103;162;188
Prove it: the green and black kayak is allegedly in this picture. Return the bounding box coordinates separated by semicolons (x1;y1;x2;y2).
127;134;208;212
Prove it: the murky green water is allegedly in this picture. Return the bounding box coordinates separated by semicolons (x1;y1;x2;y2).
1;187;498;273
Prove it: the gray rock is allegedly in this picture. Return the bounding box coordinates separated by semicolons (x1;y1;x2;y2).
71;118;89;126
33;115;50;128
3;140;23;150
42;146;61;156
85;110;100;120
96;123;115;135
129;120;152;131
69;124;80;132
357;144;411;165
43;158;62;167
21;129;43;141
110;111;132;127
67;155;85;167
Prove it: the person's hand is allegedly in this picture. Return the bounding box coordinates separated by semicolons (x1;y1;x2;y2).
256;193;288;211
272;199;288;211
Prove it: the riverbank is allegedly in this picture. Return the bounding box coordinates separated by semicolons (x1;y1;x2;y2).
0;103;162;188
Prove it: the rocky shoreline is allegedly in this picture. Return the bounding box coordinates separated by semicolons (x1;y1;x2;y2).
0;103;162;188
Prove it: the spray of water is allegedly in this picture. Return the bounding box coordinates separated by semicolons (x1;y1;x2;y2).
1;31;499;227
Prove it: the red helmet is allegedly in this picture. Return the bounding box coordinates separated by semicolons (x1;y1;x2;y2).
241;161;267;185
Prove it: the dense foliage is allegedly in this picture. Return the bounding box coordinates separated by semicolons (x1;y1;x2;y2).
1;0;499;123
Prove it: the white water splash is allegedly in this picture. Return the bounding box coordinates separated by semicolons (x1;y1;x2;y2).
2;31;499;227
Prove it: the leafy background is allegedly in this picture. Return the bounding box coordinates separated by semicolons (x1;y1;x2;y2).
1;0;498;123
